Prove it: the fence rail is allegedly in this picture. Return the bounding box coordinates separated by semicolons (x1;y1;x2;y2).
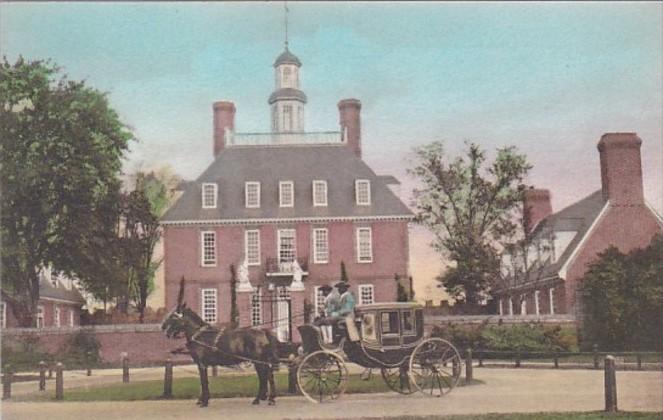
228;131;342;146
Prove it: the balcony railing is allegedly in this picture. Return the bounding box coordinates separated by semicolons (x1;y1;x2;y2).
227;131;343;146
265;257;309;275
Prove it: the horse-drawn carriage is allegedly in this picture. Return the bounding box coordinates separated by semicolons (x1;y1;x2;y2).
296;302;462;402
162;279;462;407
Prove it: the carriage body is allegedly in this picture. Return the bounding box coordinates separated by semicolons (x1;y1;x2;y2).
296;302;462;402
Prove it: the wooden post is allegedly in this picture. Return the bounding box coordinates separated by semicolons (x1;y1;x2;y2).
593;344;600;369
48;364;53;379
122;353;129;383
288;362;298;394
55;362;64;401
39;361;47;391
465;349;473;384
604;355;617;413
212;365;218;377
553;353;559;369
515;352;521;368
2;365;12;400
163;359;173;399
477;349;483;367
86;351;92;376
636;354;642;370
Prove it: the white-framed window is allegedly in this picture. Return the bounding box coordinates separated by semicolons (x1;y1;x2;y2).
0;301;6;328
549;287;555;315
358;284;374;305
312;228;329;264
520;294;527;315
202;183;218;209
69;309;75;327
278;229;296;264
201;288;218;323
279;181;294;207
313;286;326;318
245;182;261;208
283;105;293;131
498;298;503;316
356;227;373;263
37;305;44;328
251;287;262;326
201;231;217;267
355;179;371;206
312;180;328;207
534;290;541;315
508;298;513;316
54;305;61;327
245;229;261;266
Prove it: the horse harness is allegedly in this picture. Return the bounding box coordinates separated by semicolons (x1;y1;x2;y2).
188;324;276;368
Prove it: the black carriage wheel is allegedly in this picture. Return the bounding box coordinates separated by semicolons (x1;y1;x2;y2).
297;350;348;403
408;338;462;397
380;365;415;395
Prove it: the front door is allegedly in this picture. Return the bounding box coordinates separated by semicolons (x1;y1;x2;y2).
274;286;291;342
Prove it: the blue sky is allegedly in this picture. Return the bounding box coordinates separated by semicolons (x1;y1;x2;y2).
2;2;661;300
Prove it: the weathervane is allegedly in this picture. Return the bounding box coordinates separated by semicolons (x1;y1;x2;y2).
284;1;289;49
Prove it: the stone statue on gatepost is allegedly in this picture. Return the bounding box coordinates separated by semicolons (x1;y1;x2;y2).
291;259;305;291
236;257;254;292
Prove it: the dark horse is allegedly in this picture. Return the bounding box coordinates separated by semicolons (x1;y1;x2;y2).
161;278;280;407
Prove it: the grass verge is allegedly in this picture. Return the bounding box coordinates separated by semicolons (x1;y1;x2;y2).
358;413;661;420
15;372;483;402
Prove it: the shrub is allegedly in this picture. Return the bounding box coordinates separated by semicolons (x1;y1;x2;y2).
59;330;101;367
581;237;663;351
431;322;578;354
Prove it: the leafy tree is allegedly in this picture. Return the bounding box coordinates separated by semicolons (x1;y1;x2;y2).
581;236;663;351
0;57;133;326
340;261;349;283
410;141;531;307
229;264;239;328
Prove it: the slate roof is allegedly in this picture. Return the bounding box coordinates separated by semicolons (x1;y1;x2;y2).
513;190;608;287
268;88;308;105
273;49;302;67
39;278;86;305
161;145;413;223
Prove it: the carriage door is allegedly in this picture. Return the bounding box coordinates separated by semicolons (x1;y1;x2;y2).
274;286;291;342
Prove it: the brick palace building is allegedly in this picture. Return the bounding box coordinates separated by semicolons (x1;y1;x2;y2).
494;133;663;319
160;45;413;341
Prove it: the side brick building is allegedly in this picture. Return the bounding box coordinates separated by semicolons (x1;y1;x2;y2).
494;133;663;319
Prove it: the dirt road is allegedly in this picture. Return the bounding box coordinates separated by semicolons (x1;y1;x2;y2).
2;368;661;419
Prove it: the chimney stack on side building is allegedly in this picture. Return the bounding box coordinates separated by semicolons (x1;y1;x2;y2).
523;188;552;234
597;132;644;205
338;98;362;157
213;101;236;157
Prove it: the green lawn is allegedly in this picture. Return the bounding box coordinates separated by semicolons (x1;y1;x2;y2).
16;372;482;402
380;413;661;420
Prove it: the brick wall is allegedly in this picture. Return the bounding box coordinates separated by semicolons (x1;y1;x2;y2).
1;324;187;365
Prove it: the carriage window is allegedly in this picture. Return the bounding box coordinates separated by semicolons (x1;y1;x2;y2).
362;313;377;342
401;310;415;334
380;311;399;334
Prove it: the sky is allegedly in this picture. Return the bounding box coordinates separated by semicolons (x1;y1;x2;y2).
2;2;662;303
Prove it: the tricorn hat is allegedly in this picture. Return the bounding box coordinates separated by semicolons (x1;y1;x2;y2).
334;281;349;289
319;284;333;292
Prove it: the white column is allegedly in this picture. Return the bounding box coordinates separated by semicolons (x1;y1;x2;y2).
549;288;555;315
535;290;540;315
508;297;513;315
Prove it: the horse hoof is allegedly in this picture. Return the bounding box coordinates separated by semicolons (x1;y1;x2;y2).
198;403;208;408
252;399;260;405
268;400;276;406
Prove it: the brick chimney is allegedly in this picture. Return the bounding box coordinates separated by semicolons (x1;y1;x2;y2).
597;133;643;205
213;101;235;157
338;98;361;158
523;188;552;234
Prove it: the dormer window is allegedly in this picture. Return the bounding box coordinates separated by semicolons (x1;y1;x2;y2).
279;181;294;207
202;183;218;209
355;179;371;206
245;182;261;208
313;180;327;207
